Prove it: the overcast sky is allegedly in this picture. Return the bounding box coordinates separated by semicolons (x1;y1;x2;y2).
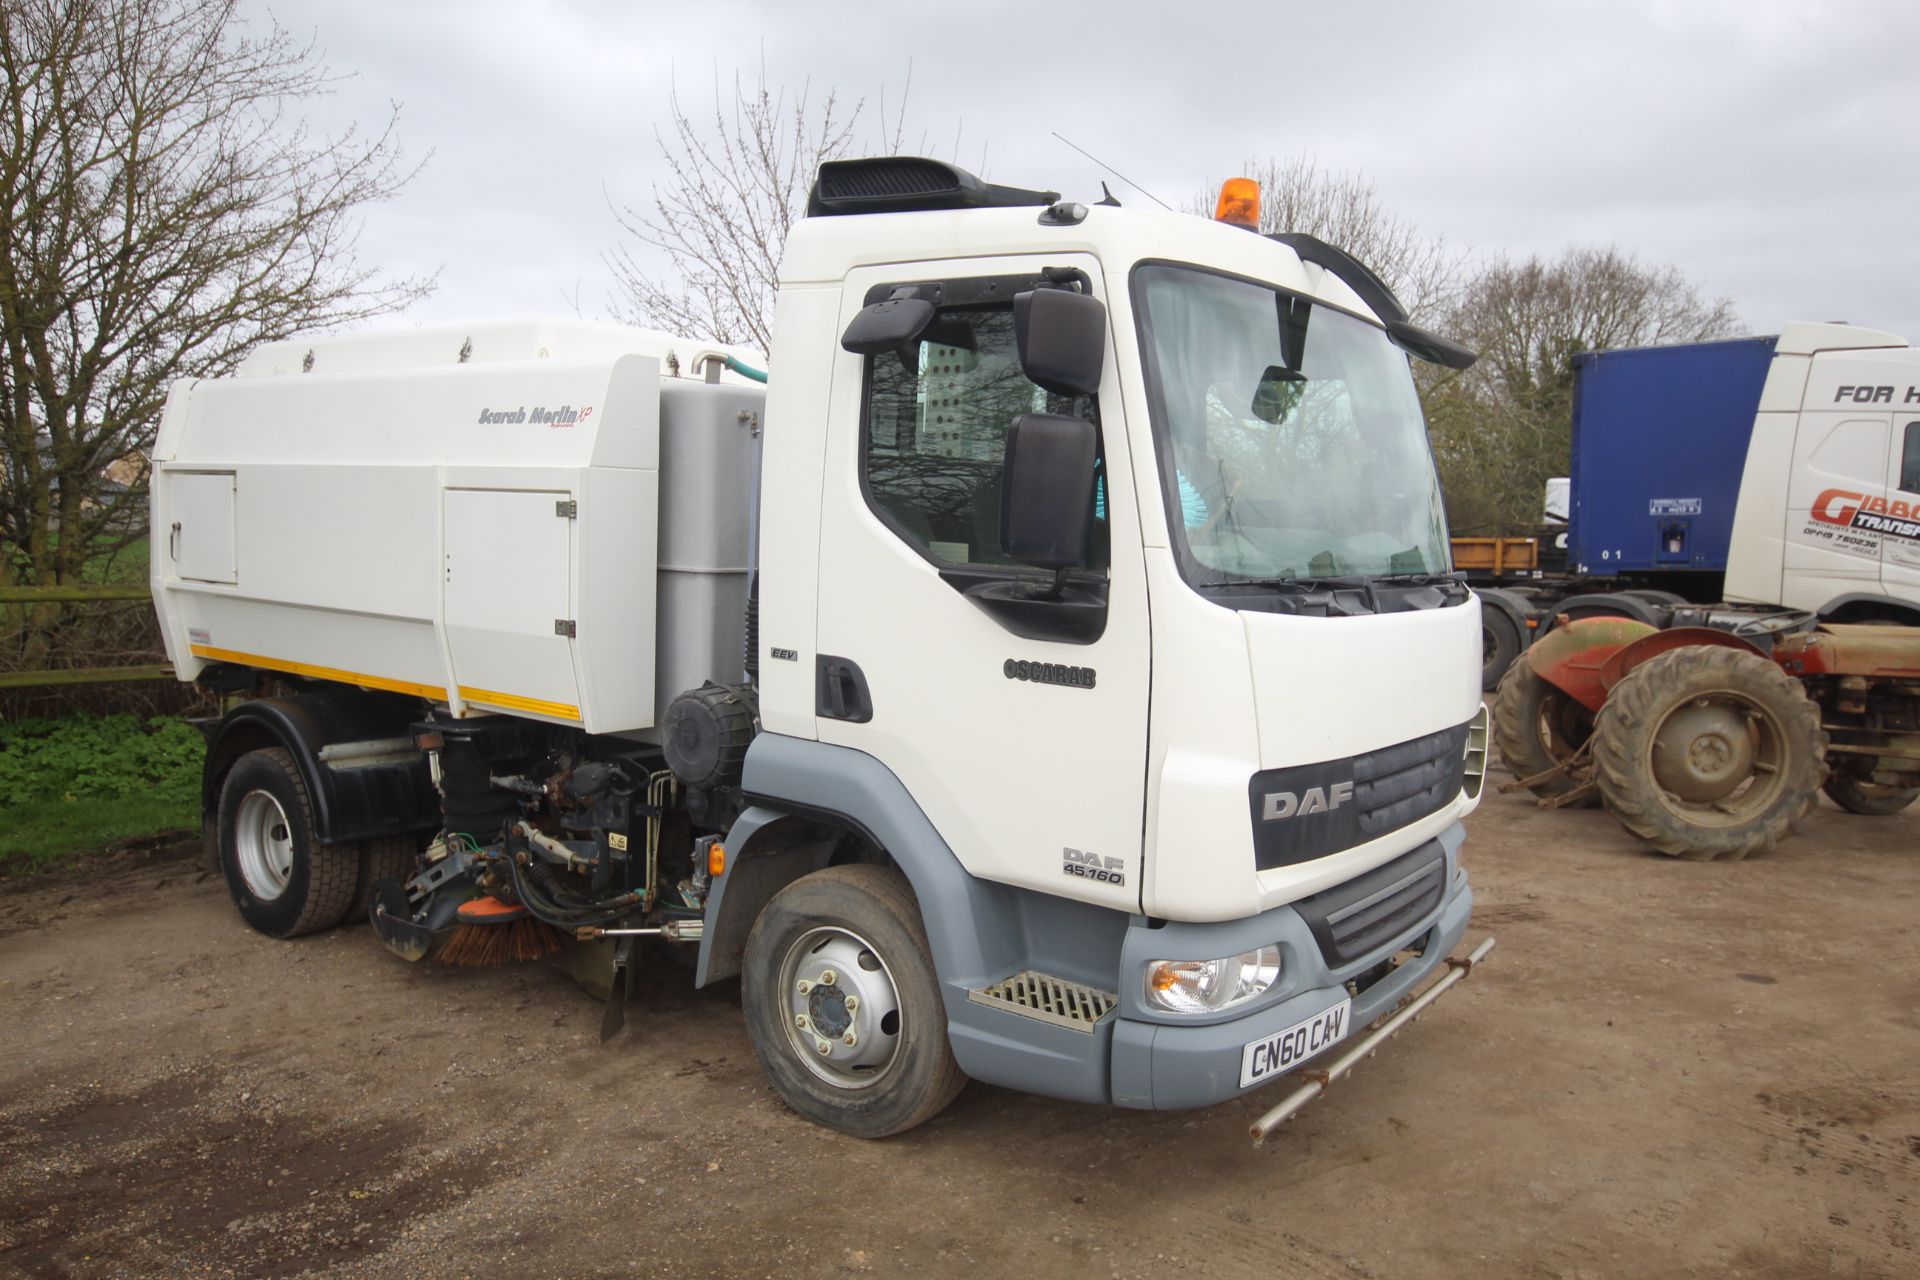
240;0;1920;345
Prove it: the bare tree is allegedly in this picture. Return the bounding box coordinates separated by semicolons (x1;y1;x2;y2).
1426;247;1740;533
0;0;429;671
605;63;911;352
1196;155;1464;322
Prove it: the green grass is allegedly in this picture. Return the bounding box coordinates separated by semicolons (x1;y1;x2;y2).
0;713;202;870
1;793;199;869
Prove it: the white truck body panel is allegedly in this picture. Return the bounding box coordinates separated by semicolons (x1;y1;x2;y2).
151;328;700;733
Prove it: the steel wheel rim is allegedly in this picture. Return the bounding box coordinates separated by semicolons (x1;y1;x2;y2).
1645;691;1786;827
235;789;296;900
777;926;904;1090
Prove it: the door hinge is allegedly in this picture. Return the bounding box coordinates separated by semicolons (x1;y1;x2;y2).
556;499;577;519
554;619;577;638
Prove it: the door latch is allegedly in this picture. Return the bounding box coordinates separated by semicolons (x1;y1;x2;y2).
815;655;873;723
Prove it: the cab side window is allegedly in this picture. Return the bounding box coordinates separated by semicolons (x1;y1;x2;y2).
861;302;1106;572
1900;421;1920;493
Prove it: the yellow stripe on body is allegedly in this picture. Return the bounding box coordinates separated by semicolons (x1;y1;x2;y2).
189;644;580;721
456;686;582;722
190;645;446;700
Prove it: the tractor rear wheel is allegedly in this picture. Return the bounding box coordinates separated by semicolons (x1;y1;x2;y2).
1592;647;1825;860
1492;659;1600;805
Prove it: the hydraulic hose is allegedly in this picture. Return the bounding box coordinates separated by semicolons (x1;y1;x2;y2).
505;850;641;930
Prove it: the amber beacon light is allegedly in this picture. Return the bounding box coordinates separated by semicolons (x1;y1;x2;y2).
1215;177;1261;229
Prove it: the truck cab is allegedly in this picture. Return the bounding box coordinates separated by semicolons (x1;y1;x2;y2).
729;160;1487;1120
1724;322;1920;621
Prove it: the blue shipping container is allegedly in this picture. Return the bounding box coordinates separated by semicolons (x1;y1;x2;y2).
1567;335;1779;576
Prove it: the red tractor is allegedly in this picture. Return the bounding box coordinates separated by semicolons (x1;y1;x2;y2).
1493;612;1920;858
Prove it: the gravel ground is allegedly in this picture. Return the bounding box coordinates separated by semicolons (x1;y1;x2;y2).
1;777;1915;1279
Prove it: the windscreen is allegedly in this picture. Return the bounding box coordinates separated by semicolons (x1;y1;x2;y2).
1133;264;1451;586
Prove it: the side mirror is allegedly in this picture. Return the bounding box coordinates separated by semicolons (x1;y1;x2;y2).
1000;412;1097;570
842;287;936;355
1013;288;1105;397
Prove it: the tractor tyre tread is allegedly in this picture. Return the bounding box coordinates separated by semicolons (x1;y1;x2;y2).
1591;647;1825;860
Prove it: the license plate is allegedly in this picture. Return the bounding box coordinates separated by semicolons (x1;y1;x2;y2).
1239;998;1351;1088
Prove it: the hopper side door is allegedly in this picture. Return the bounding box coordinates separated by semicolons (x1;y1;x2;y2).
443;487;583;723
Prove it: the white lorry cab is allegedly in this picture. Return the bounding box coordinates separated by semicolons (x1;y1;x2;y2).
151;159;1494;1141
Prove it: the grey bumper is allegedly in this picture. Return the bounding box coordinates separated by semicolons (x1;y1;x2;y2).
1108;828;1473;1111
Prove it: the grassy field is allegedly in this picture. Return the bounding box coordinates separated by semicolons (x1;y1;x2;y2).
0;714;201;870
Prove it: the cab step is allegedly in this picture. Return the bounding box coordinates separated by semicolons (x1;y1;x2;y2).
967;971;1117;1033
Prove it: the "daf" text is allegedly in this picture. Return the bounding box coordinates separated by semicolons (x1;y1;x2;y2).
1262;781;1355;821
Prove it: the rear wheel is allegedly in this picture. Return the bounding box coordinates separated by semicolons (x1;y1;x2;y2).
217;748;359;937
741;865;965;1138
1821;768;1920;816
1592;647;1825;860
1492;659;1599;805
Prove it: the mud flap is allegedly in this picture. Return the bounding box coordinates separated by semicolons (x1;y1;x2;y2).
599;937;635;1043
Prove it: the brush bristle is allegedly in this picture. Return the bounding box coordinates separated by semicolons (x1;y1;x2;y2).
437;918;566;966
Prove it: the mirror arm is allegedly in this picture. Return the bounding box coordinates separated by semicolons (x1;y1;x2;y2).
1024;566;1072;602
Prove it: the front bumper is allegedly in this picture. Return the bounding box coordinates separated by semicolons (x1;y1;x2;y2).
1109;825;1474;1111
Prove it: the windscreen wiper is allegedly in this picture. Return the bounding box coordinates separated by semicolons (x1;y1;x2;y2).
1369;571;1471;597
1206;574;1378;605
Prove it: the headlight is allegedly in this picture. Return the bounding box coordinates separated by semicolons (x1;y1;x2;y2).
1143;945;1282;1015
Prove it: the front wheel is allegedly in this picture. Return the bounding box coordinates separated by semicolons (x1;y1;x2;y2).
1822;769;1920;816
741;865;965;1138
1492;658;1599;805
1592;647;1826;860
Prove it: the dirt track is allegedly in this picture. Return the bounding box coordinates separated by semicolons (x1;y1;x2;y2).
2;776;1917;1280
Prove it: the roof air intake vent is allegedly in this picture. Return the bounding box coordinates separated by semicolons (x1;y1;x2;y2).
808;156;1060;217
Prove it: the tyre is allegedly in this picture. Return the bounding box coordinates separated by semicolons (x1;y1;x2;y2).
741;864;966;1138
349;834;424;923
1492;658;1599;805
216;747;358;938
1592;647;1826;860
1481;607;1523;692
1821;769;1920;816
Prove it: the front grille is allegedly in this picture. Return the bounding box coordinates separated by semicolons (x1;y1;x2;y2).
1248;722;1471;870
1293;842;1447;967
1354;723;1473;840
967;971;1116;1034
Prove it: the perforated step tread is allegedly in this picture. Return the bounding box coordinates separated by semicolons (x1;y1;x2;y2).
967;971;1117;1034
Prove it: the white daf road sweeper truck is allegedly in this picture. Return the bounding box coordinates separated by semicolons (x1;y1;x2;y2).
151;160;1494;1142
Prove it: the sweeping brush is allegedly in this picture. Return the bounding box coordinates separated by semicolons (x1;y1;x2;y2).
437;896;567;966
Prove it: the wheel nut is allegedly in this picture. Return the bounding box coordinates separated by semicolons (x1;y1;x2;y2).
842;1032;856;1046
796;980;812;994
795;1014;808;1028
820;970;837;985
816;1039;832;1055
844;995;859;1012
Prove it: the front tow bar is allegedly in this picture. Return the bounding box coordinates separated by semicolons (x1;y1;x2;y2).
1249;935;1497;1146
